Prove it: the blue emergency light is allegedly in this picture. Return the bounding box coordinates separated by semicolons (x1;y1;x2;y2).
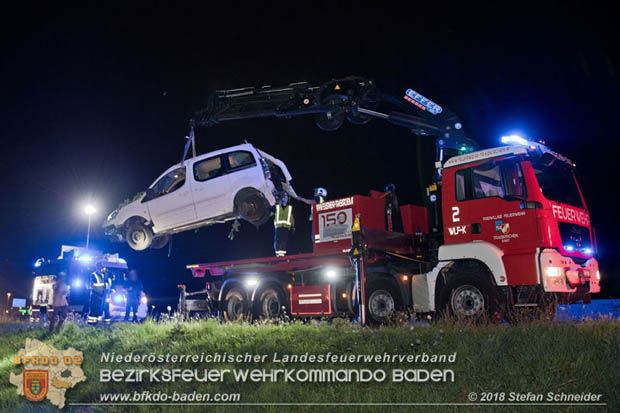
501;135;529;146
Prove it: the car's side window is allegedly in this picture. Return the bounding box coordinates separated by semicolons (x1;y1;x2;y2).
194;156;224;181
149;167;186;199
226;151;256;172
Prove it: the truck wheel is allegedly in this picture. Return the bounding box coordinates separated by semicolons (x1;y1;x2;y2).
366;282;397;324
223;288;246;322
151;235;169;249
258;287;286;320
234;189;269;225
126;222;153;251
439;274;502;323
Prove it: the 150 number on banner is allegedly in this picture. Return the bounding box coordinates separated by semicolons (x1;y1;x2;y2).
318;208;352;242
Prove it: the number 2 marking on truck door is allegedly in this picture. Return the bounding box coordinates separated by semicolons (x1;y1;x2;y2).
452;206;460;222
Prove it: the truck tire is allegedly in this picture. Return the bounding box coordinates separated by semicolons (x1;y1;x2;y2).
151;235;169;249
438;271;503;323
126;222;153;251
222;288;246;322
234;189;269;225
366;281;398;324
257;287;286;320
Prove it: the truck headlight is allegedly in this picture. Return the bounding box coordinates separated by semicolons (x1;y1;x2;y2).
111;293;125;305
245;278;258;287
545;267;563;277
107;210;119;221
324;268;339;280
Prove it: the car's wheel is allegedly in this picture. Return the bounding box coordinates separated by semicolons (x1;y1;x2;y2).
438;268;503;323
151;235;169;249
366;282;398;324
126;222;153;251
234;189;269;225
222;288;246;322
257;287;286;320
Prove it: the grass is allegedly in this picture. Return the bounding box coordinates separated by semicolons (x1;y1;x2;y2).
0;317;618;412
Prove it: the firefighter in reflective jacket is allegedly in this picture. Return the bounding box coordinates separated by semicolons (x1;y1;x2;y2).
274;192;294;256
87;263;109;324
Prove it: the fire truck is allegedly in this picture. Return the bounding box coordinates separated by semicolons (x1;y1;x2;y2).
179;76;600;324
32;246;147;321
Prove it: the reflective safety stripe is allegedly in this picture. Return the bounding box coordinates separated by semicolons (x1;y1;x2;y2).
274;205;292;228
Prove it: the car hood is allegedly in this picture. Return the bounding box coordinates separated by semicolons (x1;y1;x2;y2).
104;195;145;226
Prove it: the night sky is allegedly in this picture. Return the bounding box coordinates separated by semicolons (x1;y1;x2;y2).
1;2;618;307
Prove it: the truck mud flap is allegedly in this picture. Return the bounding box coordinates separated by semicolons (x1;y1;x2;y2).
290;285;332;316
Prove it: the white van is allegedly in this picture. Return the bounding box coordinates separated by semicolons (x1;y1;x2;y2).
103;143;292;250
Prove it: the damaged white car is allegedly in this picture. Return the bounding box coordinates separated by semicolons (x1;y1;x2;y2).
103;143;292;250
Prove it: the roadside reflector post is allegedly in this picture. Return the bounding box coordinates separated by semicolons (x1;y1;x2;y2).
177;284;187;321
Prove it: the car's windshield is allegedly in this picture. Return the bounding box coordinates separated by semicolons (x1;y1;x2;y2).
532;154;584;209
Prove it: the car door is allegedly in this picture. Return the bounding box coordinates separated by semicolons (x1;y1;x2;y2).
223;149;261;203
191;154;232;219
144;166;197;231
466;159;538;284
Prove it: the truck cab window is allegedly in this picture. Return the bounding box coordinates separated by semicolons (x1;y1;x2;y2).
194;156;224;181
455;169;467;201
226;151;256;171
532;155;584;209
149;167;186;199
502;161;526;198
472;162;505;198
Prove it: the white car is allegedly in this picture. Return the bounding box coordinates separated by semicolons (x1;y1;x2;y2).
103;143;292;250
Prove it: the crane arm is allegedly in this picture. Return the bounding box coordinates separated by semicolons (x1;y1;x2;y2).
190;76;477;169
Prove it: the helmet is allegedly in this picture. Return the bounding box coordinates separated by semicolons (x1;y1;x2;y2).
314;187;327;197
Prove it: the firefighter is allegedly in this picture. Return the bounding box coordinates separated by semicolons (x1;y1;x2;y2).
49;272;70;332
274;192;294;256
307;187;327;242
87;263;107;324
124;269;143;322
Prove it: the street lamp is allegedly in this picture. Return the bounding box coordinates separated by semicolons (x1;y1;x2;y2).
84;204;96;250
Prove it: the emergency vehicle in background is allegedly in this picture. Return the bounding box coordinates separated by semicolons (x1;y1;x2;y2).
31;245;147;321
173;76;599;324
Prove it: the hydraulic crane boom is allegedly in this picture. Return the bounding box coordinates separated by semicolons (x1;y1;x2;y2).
190;76;477;174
